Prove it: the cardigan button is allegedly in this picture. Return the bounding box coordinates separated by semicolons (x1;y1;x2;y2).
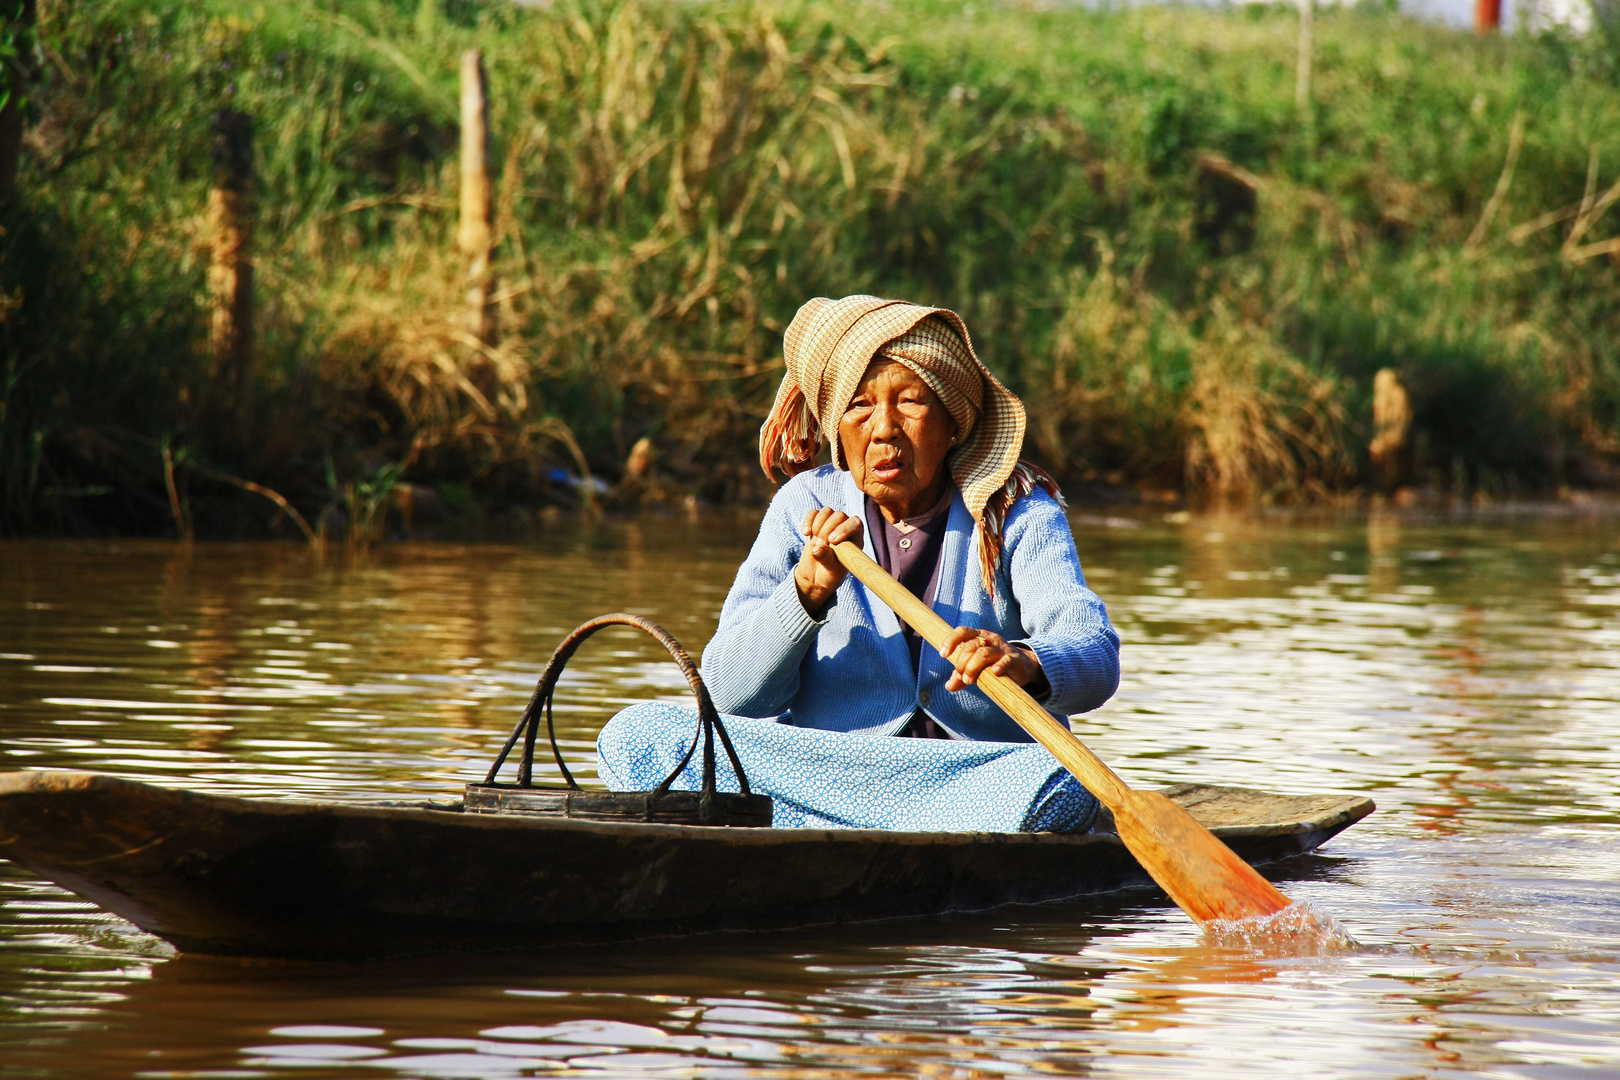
918;689;931;707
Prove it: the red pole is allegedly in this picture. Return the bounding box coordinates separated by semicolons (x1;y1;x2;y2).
1475;0;1501;32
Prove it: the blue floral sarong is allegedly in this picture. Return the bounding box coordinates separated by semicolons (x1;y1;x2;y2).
595;702;1099;834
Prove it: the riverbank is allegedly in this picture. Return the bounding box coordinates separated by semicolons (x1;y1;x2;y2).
3;0;1619;538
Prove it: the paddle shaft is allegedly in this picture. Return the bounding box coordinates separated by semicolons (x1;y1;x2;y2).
831;539;1297;925
832;541;1130;809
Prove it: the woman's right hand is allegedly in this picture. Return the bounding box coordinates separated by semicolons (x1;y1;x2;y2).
794;508;864;618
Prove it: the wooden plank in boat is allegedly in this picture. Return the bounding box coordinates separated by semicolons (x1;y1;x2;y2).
464;784;774;827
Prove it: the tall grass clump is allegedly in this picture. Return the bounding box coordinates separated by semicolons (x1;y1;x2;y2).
2;0;1619;535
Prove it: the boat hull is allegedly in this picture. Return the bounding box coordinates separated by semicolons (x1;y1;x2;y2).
0;770;1372;959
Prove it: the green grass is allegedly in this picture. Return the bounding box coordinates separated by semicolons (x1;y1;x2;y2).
3;0;1619;535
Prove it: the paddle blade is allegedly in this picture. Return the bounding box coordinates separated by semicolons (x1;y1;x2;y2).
1113;789;1293;924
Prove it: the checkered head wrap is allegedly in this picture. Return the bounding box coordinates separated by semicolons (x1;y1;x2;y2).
760;295;1060;594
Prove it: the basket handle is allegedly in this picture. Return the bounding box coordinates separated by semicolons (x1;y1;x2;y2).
483;614;753;801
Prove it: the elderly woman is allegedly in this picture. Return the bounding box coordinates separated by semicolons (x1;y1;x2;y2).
597;296;1120;832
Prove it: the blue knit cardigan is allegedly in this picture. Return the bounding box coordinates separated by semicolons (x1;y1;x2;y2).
699;466;1120;742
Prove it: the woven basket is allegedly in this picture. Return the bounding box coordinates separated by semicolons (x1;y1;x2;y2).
467;614;772;827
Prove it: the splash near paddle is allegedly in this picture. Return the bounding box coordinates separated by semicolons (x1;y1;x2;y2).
833;540;1318;930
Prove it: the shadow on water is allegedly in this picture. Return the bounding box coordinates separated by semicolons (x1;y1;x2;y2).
56;882;1412;1079
50;896;1290;1079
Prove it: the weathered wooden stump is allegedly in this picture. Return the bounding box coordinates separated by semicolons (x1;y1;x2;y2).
1369;368;1412;493
208;109;255;435
459;49;496;346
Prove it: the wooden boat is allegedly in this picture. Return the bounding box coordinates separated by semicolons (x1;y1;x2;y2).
0;616;1375;958
0;769;1372;960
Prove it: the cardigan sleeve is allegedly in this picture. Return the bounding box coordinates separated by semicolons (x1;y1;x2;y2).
699;486;827;718
1001;491;1121;716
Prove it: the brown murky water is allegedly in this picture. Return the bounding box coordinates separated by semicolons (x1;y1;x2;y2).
3;507;1619;1078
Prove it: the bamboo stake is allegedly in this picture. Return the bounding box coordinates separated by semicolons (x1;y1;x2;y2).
834;541;1297;926
1563;154;1620;259
207;109;255;435
1295;0;1313;117
160;443;192;543
1568;235;1620;263
1464;111;1525;258
459;50;496;345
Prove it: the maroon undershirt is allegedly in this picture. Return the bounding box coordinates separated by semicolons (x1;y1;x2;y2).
864;493;953;740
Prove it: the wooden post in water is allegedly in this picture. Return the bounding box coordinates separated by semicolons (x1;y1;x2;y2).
1475;0;1502;32
458;50;496;346
1369;368;1412;494
208;109;255;434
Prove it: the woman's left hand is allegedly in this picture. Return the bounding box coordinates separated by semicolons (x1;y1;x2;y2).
939;627;1044;692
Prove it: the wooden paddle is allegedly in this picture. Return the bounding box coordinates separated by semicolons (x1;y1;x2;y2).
833;540;1294;926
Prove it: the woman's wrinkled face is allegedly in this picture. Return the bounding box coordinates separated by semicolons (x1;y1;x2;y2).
839;360;957;516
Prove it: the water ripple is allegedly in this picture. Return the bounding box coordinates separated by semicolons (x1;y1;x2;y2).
2;514;1618;1077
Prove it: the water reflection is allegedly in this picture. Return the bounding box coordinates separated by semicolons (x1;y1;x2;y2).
2;507;1620;1077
